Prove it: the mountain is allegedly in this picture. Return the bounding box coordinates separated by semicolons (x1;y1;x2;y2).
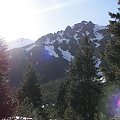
8;21;111;87
7;38;34;51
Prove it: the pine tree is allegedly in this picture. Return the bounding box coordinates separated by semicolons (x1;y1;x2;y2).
17;65;49;120
65;36;101;120
56;81;68;119
22;65;42;108
0;38;9;80
103;0;120;82
100;1;120;119
0;38;15;119
14;97;34;119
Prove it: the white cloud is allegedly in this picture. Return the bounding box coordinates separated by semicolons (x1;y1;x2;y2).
37;4;64;13
36;0;86;14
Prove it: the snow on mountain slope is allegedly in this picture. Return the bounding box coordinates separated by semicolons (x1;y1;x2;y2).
58;47;74;61
45;45;59;57
7;38;34;50
92;24;107;41
8;21;111;86
38;21;108;60
25;44;39;52
8;21;109;61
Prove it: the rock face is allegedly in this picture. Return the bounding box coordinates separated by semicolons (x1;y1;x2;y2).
8;21;111;86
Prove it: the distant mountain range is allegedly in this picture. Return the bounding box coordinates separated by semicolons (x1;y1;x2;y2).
7;38;34;50
7;21;111;87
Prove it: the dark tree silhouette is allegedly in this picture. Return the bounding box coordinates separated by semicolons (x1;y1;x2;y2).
0;38;14;119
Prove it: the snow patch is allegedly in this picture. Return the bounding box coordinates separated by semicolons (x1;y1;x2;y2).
94;24;107;31
58;47;74;61
96;58;102;68
86;31;89;35
74;33;79;40
7;38;34;51
6;116;32;120
94;42;101;47
45;46;59;57
95;32;104;41
25;44;39;52
93;25;106;41
44;37;70;45
100;76;106;83
44;38;55;45
57;37;70;44
76;28;82;33
74;33;79;43
58;31;64;38
42;105;45;108
82;33;85;36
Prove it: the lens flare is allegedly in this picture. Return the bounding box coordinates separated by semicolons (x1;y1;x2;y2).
109;93;120;117
117;99;120;108
100;82;120;119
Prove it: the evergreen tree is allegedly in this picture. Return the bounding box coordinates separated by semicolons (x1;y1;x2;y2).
0;38;15;119
14;97;34;119
56;81;68;119
101;1;120;119
17;65;49;120
22;65;42;108
65;36;101;120
0;38;8;79
0;81;15;119
103;0;120;82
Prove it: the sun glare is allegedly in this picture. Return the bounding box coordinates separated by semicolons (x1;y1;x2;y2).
0;0;45;42
0;0;87;42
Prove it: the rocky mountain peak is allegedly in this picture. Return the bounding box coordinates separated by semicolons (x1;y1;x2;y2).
8;21;111;86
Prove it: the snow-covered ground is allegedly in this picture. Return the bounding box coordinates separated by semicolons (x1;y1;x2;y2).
3;116;32;120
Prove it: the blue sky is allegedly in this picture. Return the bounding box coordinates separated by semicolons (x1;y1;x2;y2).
0;0;118;42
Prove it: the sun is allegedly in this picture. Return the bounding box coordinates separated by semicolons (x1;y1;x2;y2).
0;0;45;42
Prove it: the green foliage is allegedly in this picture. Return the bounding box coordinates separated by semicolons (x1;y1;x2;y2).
22;65;42;108
14;97;34;118
0;38;15;119
45;105;58;119
99;82;120;120
17;65;49;119
100;1;120;119
0;38;8;80
56;80;68;119
0;82;15;119
64;105;80;120
109;0;120;38
73;36;99;80
63;36;101;120
41;78;63;104
33;107;49;120
94;112;106;120
103;0;120;82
